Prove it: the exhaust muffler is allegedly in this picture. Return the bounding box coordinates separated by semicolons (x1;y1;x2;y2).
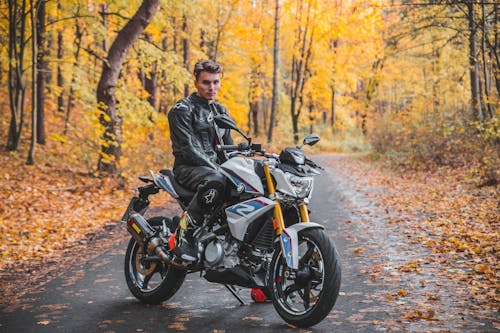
126;213;155;244
126;213;172;264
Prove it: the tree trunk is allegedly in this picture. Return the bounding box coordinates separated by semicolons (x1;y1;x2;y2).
100;4;109;54
248;64;262;136
467;1;484;121
56;1;64;112
35;0;46;144
331;85;336;131
290;83;299;143
291;112;299;142
57;28;64;112
182;15;190;97
139;34;158;111
250;100;259;136
174;17;179;52
27;0;37;165
308;99;314;134
362;58;384;136
494;4;500;99
213;4;223;61
96;0;160;174
7;0;28;151
268;0;279;143
64;21;82;135
288;0;314;144
262;97;268;134
481;2;494;119
146;62;158;109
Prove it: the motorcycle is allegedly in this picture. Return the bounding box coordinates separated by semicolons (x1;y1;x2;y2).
121;114;341;328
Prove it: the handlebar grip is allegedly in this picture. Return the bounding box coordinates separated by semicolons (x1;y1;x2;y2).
216;144;239;151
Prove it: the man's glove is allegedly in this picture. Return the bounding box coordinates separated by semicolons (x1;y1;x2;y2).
238;142;249;151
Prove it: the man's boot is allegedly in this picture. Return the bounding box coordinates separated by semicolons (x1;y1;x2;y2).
174;212;199;262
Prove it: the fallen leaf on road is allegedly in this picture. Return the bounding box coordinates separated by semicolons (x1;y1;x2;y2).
397;289;408;297
243;316;263;321
474;264;491;274
404;309;439;321
354;247;364;255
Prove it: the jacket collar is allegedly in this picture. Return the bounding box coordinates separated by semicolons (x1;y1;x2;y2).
190;93;214;106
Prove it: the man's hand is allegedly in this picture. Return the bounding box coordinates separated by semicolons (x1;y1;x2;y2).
238;142;249;151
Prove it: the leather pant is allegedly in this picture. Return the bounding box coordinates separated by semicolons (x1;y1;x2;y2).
174;165;227;224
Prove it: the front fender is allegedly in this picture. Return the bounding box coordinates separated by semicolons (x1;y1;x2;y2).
280;222;324;270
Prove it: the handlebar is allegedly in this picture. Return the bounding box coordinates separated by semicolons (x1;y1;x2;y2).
217;143;319;168
216;144;239;151
216;143;263;152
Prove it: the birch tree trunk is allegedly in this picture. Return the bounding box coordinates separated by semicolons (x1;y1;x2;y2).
27;0;37;165
268;0;280;143
36;0;46;144
467;1;484;121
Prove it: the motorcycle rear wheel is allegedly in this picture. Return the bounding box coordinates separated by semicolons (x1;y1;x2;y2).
124;216;186;304
268;228;341;328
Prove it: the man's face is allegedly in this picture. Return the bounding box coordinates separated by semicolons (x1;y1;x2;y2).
195;71;221;103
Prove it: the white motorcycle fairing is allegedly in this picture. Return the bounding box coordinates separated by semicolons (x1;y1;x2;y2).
225;197;275;241
270;167;296;197
220;157;264;195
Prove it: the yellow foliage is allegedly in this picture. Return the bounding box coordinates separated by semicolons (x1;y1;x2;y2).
1;0;496;174
49;133;67;144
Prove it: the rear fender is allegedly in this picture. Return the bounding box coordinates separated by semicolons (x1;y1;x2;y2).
279;222;324;270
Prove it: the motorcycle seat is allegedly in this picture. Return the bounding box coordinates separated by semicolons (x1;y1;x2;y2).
159;169;195;200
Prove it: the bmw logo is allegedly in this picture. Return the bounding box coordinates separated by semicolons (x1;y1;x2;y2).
237;183;245;193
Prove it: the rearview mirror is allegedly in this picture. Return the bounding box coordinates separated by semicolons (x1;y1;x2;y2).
214;114;238;130
214;114;252;143
302;133;320;147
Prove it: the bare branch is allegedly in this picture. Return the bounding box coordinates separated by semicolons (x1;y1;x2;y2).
81;47;110;67
46;14;96;27
98;11;131;21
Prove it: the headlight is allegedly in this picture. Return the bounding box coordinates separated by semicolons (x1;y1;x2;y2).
286;174;313;198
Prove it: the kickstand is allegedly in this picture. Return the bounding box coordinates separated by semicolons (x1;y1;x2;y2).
225;284;246;306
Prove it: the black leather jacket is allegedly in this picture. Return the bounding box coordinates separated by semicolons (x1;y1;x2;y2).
168;93;234;170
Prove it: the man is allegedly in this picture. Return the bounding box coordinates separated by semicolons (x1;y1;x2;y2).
167;60;233;262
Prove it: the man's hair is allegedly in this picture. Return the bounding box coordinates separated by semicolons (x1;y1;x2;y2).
193;60;223;80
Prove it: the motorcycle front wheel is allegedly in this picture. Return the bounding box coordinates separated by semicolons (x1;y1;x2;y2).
124;216;186;304
268;228;341;328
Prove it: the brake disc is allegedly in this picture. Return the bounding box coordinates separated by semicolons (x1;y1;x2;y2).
135;246;158;276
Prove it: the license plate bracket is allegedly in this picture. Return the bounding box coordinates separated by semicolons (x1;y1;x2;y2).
121;197;139;222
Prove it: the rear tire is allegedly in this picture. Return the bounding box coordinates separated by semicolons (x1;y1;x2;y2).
124;216;186;304
268;228;341;328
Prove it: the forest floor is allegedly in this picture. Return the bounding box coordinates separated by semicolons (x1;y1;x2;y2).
0;151;498;330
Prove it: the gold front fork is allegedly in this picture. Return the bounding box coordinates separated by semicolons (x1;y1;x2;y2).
299;203;310;222
263;164;285;235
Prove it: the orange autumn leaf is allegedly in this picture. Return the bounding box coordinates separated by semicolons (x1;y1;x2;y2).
397;289;409;297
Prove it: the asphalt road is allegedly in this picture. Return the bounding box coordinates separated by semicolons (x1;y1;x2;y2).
0;155;495;332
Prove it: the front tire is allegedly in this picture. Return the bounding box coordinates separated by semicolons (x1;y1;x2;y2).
268;228;341;328
124;216;186;304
